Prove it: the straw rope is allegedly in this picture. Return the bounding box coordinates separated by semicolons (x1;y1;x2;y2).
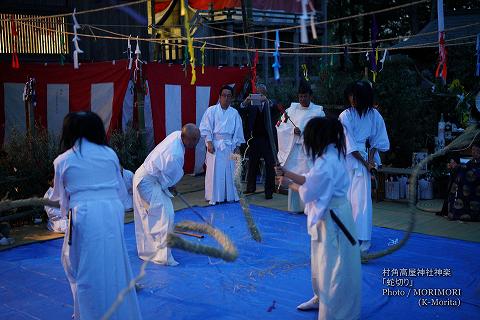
361;124;480;263
232;153;262;242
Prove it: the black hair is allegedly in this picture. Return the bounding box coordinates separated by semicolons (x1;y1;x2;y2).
219;85;234;96
303;117;346;161
351;80;374;117
343;82;355;106
298;81;313;95
59;111;108;153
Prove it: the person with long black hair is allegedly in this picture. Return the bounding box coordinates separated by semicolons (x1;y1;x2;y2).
276;117;361;319
339;81;389;252
51;111;142;320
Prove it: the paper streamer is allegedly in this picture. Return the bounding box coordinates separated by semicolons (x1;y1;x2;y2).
272;30;281;80
435;0;447;81
201;41;206;74
180;0;196;84
10;16;19;69
127;35;133;70
251;51;258;93
301;64;309;81
435;32;447;81
133;36;143;83
72;9;83;69
60;35;65;65
378;49;388;72
369;15;378;82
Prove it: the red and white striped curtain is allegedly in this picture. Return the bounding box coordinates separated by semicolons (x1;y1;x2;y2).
1;60;248;174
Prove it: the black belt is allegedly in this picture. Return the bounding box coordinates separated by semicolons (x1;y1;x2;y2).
68;209;73;246
330;210;357;246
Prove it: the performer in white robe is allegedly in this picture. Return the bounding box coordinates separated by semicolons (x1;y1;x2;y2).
339;81;389;252
122;167;134;211
51;111;142;320
44;187;67;233
277;117;361;320
276;82;325;212
133;124;200;265
199;85;245;205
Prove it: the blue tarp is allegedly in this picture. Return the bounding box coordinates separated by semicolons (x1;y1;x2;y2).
0;203;479;319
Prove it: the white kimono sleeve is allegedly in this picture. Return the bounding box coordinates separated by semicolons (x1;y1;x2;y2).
113;156;129;208
44;188;61;218
199;107;214;143
298;160;335;228
232;111;245;147
370;111;390;152
276;107;295;165
51;158;69;218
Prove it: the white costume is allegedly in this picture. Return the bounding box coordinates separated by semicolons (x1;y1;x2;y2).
298;144;361;320
277;102;325;211
122;168;134;211
133;131;184;265
51;138;141;320
44;187;67;233
339;108;389;241
199;103;245;205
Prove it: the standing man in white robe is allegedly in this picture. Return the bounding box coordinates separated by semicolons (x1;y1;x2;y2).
276;82;325;212
133;124;200;266
339;81;389;252
199;85;245;205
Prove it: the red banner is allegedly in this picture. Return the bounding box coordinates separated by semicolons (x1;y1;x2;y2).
0;60;131;145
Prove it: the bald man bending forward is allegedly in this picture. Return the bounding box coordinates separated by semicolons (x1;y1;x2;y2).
133;124;200;265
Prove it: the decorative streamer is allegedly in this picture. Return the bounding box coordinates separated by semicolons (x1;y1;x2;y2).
180;0;196;85
301;64;309;81
134;36;142;82
435;0;447;81
188;36;196;85
378;49;388;72
10;16;19;69
475;34;479;77
127;35;133;70
183;41;188;77
60;35;65;65
22;77;37;108
272;30;281;80
300;0;309;43
250;51;259;93
72;9;83;69
369;15;379;82
201;41;206;74
435;32;447;81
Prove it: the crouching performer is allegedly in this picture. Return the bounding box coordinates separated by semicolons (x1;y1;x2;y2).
133;124;200;265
